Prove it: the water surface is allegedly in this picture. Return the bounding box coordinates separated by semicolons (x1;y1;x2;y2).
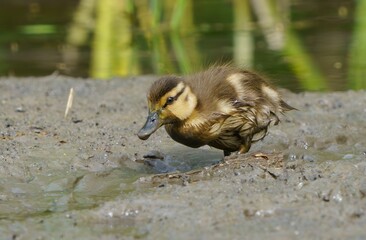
0;0;364;91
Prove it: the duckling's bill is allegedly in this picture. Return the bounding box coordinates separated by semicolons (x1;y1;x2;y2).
137;111;162;140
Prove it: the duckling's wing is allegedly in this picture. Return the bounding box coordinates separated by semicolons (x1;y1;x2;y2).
251;126;269;142
232;99;256;108
232;103;277;143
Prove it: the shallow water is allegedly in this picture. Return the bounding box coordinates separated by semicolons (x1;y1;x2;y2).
0;146;222;221
0;167;140;220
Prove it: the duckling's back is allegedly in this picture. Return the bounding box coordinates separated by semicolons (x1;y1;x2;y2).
183;66;294;154
185;66;289;114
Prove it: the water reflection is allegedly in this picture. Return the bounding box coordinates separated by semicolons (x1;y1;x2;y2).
0;0;364;91
0;168;142;220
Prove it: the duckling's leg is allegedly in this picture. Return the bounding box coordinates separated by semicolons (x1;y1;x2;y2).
223;150;232;157
238;138;252;154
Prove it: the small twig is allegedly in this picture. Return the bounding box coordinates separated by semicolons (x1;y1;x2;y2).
64;88;74;118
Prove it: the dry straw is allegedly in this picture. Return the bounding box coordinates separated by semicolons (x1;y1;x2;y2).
64;88;74;118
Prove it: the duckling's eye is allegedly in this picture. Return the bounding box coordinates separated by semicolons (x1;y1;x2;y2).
166;97;174;105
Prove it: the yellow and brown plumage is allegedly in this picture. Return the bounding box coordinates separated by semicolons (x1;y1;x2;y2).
138;66;295;156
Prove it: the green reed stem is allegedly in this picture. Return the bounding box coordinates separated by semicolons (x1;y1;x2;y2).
348;0;366;89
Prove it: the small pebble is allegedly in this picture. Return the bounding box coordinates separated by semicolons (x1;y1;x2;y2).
343;154;354;159
332;191;343;203
15;107;25;112
302;155;315;162
288;154;297;161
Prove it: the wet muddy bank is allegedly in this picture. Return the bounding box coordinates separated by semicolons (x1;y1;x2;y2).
0;75;365;239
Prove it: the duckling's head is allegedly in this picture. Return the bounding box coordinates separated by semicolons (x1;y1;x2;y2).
138;76;197;140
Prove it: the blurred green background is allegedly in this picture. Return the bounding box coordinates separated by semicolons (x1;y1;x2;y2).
0;0;365;91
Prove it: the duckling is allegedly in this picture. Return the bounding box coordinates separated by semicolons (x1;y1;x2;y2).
138;65;295;156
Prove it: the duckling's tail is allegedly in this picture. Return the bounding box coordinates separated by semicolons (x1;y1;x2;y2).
280;100;297;111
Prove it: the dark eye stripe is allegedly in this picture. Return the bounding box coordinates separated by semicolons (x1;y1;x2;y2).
173;86;186;100
163;86;186;108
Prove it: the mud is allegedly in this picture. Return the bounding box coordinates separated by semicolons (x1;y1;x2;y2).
0;75;365;239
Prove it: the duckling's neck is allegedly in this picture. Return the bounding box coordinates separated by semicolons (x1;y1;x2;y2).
182;109;207;128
